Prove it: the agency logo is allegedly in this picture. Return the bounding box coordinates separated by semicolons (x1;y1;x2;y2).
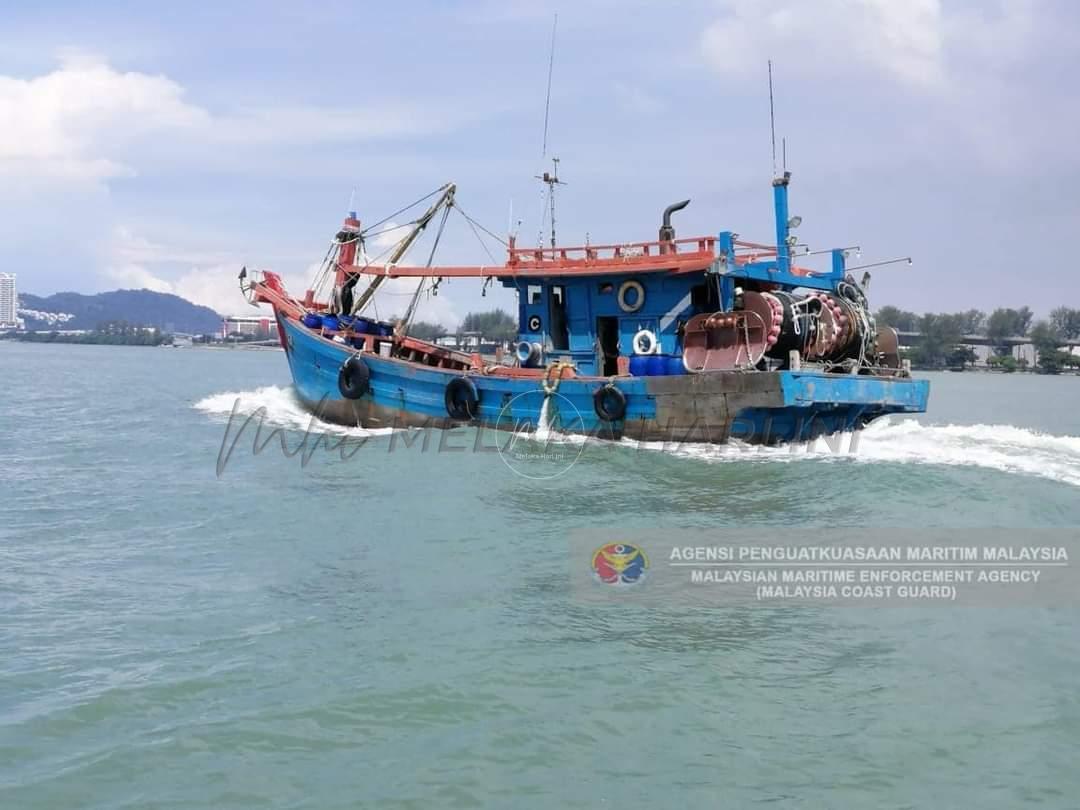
591;543;649;586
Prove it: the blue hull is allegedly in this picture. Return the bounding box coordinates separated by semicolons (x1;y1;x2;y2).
279;315;929;444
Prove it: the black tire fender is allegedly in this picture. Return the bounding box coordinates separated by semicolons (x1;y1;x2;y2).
593;384;627;422
338;355;370;399
445;376;479;420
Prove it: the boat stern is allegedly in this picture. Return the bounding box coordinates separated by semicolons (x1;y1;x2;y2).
634;369;928;444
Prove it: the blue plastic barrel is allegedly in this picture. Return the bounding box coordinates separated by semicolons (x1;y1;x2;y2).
629;355;650;376
353;317;372;334
301;312;322;329
322;315;340;332
647;354;668;376
337;315;354;329
665;354;686;375
378;322;394;337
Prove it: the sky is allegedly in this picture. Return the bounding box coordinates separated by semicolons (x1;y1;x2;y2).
1;0;1075;327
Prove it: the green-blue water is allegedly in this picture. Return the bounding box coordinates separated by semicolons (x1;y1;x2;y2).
3;342;1079;808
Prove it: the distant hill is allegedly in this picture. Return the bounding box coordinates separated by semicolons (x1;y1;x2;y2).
18;289;222;334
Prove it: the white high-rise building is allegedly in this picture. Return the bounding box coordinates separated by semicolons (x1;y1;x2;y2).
0;273;16;328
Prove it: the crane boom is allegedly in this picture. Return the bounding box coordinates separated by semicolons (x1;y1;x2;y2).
350;182;456;315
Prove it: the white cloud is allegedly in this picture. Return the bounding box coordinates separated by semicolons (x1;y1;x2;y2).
367;221;408;254
697;0;1059;174
103;220;464;326
102;261;462;326
699;0;1046;93
110;226;233;266
105;224;313;314
104;264;175;294
701;0;946;87
105;263;252;315
0;52;207;181
105;261;322;316
0;54;459;185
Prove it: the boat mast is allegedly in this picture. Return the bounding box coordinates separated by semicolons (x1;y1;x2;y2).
350;183;456;315
536;157;564;249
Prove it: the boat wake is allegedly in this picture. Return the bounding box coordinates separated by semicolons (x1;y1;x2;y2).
193;385;394;437
624;417;1080;489
193;390;1080;488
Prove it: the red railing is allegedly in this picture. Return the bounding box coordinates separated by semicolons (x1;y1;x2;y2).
508;236;717;267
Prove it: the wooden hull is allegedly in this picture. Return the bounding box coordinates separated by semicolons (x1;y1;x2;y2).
280;314;930;445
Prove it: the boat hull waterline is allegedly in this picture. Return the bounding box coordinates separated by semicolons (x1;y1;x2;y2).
280;315;929;445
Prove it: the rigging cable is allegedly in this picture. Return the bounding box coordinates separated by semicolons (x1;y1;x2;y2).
360;185;447;236
401;202;453;332
453;203;509;247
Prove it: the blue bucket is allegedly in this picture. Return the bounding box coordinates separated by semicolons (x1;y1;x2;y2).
301;312;322;329
629;355;650;376
322;315;340;332
665;354;686;375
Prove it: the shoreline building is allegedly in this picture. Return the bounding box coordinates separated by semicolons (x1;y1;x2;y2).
0;273;17;329
222;314;278;340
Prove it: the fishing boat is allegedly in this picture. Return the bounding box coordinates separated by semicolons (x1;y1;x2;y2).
241;170;929;444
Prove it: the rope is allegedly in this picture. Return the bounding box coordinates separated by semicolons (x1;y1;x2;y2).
310;240;341;305
401;203;453;332
360;185;447;236
361;222;417;242
541;360;574;395
453;204;509;248
346;239;409;315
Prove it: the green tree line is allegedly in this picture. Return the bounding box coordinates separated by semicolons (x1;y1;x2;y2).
408;309;518;343
876;306;1080;373
2;320;173;346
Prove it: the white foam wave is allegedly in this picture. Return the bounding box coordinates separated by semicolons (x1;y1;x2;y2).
621;417;1080;488
534;397;554;442
849;418;1080;488
193;385;395;437
193;391;1080;488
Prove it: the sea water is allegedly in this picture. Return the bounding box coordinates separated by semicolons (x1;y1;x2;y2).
2;342;1079;808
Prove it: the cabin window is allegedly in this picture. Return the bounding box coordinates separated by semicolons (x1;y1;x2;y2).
598;282;614;294
548;284;569;350
528;285;542;305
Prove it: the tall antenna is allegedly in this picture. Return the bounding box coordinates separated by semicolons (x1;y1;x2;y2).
768;59;778;177
536;13;564;249
541;13;558;160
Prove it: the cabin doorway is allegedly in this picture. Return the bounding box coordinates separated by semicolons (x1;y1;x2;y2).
548;285;569;350
596;316;620;376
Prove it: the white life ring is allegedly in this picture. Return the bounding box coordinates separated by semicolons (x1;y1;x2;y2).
632;329;659;355
617;279;645;313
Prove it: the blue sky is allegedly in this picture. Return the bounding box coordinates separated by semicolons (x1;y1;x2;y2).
1;0;1074;325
